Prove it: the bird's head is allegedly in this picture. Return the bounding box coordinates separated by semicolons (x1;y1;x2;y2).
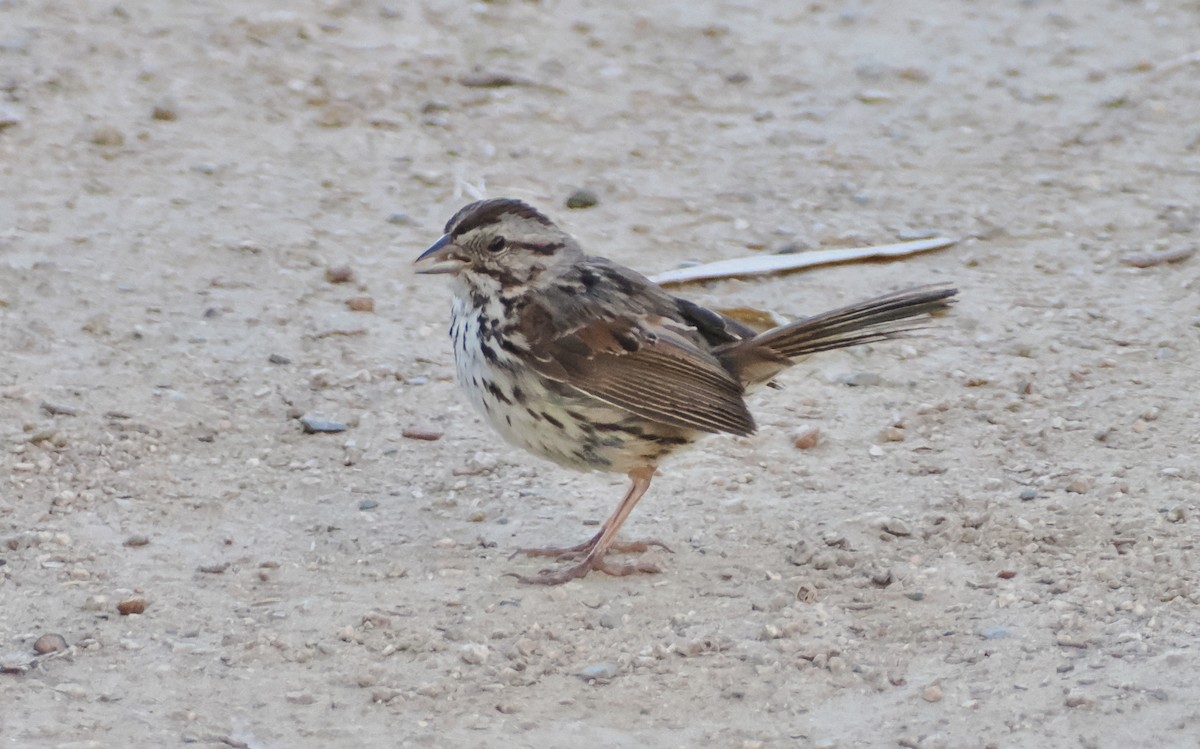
414;198;581;293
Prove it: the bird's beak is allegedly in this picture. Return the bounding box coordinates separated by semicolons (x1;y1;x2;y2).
413;235;468;275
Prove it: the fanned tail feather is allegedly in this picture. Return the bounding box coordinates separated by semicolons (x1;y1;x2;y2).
750;284;958;360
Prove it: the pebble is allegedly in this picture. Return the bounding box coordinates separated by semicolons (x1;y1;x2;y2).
565;189;598;209
1019;488;1038;501
0;107;21;129
346;295;374;312
151;97;179;121
882;518;912;537
870;569;894;587
300;416;346;433
123;535;150;547
40;401;78;416
0;652;35;674
386;211;413;225
577;662;619;681
117;597;146;615
879;426;906;442
897;228;941;240
268;353;291;365
325;265;355;283
837;371;883;387
402;426;444;441
460;643;490;665
791;425;821;449
34;633;69;654
1066;477;1093;494
82;595;109;612
1166;506;1185;523
980;626;1011;640
90;124;125;147
285;691;315;705
922;684;944;702
358;499;379;511
598;613;622;629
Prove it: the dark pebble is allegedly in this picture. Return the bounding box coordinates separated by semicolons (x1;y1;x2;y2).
565;189;599;209
359;499;379;511
268;353;291;365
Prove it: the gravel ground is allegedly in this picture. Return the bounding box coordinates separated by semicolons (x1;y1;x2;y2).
2;1;1199;747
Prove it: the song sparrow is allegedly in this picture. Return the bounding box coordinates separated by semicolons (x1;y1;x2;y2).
415;198;956;585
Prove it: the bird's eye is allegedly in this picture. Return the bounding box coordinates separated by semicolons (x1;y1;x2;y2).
487;236;507;253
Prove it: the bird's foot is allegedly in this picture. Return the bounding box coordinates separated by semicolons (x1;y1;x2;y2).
510;554;663;586
512;536;672;562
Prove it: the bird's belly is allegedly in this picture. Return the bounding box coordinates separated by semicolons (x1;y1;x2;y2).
450;306;695;473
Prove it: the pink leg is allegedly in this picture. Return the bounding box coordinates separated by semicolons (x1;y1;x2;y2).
512;467;668;585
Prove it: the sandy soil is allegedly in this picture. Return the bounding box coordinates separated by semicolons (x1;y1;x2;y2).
3;1;1199;747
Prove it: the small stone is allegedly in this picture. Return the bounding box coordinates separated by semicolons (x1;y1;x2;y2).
0;652;35;674
882;518;912;537
1066;477;1093;494
198;562;228;574
285;691;315;705
565;189;598;209
90;124;125;147
325;265;355;283
41;401;78;416
879;426;906;442
402;426;444;441
980;626;1011;640
922;684;944;702
151;97;179;121
1065;693;1093;708
358;499;379;511
997;570;1016;579
791;425;821;449
897;228;941;241
598;613;622;629
117;597;146;615
123;535;150;547
837;371;883;387
577;662;619;680
34;633;69;654
904;591;925;601
268;353;291;365
346;295;374;312
300;416;346;433
759;624;783;640
386;211;413;225
870;569;894;587
857;89;894;104
1019;488;1038;501
0;107;21;130
82;595;109;612
1166;506;1185;523
460;643;490;665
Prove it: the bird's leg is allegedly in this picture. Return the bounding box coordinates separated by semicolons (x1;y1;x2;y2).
513;467;668;585
512;532;671;561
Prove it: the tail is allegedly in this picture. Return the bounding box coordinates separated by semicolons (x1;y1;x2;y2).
747;284;958;359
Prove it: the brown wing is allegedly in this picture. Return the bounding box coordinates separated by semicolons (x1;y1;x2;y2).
516;260;756;436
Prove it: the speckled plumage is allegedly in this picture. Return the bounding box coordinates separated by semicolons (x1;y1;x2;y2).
415;198;956;584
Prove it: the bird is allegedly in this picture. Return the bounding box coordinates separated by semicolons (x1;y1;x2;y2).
414;197;956;585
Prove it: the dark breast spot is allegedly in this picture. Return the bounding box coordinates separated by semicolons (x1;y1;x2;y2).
485;382;512;405
542;412;564;429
